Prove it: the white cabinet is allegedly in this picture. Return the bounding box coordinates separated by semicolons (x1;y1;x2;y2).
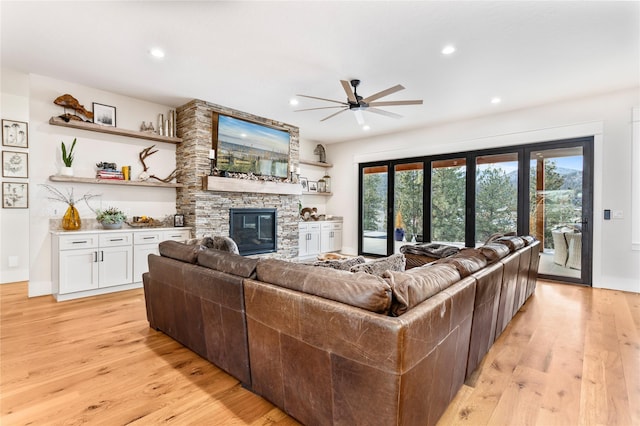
321;221;343;253
54;232;133;298
133;229;191;282
52;227;191;301
299;221;342;259
299;222;321;258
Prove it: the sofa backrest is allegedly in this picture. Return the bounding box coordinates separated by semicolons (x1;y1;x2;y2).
255;259;393;314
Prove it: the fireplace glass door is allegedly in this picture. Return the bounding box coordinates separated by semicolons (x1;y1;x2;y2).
230;208;277;255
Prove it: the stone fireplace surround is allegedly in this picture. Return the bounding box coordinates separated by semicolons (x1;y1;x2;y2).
176;99;300;259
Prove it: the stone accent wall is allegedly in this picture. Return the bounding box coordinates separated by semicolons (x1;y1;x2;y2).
176;99;300;259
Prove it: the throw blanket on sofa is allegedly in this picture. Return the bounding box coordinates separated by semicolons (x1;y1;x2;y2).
400;243;459;258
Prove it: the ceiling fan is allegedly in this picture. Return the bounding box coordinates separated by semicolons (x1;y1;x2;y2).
295;79;423;124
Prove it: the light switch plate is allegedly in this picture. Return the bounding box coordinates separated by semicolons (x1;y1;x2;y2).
613;210;624;219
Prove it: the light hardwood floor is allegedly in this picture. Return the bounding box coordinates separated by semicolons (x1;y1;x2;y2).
1;280;638;425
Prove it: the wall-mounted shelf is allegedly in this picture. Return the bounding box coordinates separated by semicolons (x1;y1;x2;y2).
300;159;333;168
302;192;332;196
49;116;182;144
49;175;183;188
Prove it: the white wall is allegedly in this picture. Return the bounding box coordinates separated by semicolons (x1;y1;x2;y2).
327;87;640;293
298;138;330;216
4;71;180;296
0;68;31;284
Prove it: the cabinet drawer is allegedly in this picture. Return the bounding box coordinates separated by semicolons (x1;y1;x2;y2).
134;232;162;244
162;230;190;241
58;234;99;250
321;223;332;230
99;232;133;247
307;223;321;231
332;222;343;230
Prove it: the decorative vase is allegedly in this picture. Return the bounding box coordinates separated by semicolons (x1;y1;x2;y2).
394;228;405;242
60;166;74;177
62;204;81;231
101;221;123;230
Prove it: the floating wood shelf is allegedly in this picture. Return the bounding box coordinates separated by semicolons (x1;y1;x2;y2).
49;175;183;188
302;192;333;196
49;116;182;144
300;159;333;168
203;176;302;195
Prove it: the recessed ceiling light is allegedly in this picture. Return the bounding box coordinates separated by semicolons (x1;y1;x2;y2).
362;125;371;131
289;98;299;106
491;97;502;104
150;48;165;58
241;133;247;138
441;45;456;55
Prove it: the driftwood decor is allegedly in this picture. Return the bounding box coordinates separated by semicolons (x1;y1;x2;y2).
138;145;178;183
53;94;94;121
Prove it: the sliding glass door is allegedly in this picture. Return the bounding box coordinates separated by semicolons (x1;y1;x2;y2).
360;165;388;255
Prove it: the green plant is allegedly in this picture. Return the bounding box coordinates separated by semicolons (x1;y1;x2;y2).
95;206;127;224
61;138;77;167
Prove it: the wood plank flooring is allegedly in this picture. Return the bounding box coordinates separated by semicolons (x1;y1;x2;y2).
1;280;638;425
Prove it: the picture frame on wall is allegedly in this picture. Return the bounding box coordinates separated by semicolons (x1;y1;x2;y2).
300;176;309;192
308;180;318;193
2;150;28;178
2;119;28;148
93;103;116;127
174;214;185;227
2;182;28;208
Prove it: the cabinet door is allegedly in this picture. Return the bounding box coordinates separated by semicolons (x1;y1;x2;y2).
332;229;343;252
134;244;159;282
59;248;99;294
299;230;308;257
321;228;332;253
308;229;321;255
98;246;133;288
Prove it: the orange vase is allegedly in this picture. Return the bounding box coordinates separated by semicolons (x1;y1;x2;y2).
62;204;81;231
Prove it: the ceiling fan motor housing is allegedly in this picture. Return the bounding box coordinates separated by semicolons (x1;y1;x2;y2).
349;79;367;109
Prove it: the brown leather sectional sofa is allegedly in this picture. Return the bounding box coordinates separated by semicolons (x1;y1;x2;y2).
143;235;540;426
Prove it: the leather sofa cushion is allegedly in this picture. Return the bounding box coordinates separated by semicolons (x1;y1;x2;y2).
197;249;259;278
158;240;205;264
383;263;461;316
493;236;525;252
349;253;406;276
313;256;366;271
520;235;535;246
478;243;511;263
256;259;392;314
435;249;487;278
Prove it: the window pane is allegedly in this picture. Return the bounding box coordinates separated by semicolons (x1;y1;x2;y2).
431;158;466;245
475;153;519;244
362;165;388;255
394;162;423;253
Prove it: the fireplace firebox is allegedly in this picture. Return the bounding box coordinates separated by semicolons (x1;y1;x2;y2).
229;208;277;255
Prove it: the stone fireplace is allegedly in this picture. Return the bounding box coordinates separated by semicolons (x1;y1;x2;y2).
175;99;300;259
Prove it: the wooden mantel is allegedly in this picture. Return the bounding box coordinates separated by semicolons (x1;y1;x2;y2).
202;176;302;195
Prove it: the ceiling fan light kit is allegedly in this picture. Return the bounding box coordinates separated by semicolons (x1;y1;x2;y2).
296;79;423;123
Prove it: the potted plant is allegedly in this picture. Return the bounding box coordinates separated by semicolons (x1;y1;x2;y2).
96;206;127;229
60;138;77;176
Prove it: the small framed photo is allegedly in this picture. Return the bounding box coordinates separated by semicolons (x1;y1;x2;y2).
2;182;28;208
2;150;28;178
93;103;116;127
300;176;309;192
174;214;185;227
308;180;318;193
2;119;28;148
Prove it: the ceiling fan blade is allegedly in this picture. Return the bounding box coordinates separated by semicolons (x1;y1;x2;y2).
354;110;365;126
367;107;403;119
362;84;405;103
321;108;348;122
368;100;423;107
340;80;357;103
295;106;346;112
296;94;348;105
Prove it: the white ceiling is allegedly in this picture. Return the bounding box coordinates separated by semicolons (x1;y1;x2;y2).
1;1;638;144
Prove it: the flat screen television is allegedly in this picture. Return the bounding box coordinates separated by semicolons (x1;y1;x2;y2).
212;113;290;178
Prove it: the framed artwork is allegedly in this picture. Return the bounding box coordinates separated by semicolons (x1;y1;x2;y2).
300;176;309;192
174;214;185;227
93;103;116;127
2;150;28;178
2;182;28;208
308;180;318;193
2;119;28;148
